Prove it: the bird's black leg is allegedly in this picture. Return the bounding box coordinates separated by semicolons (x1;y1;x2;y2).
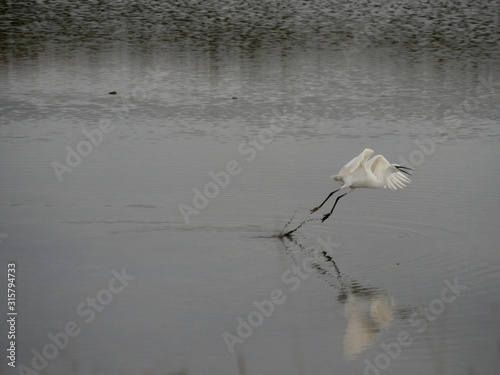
322;192;348;222
310;189;340;213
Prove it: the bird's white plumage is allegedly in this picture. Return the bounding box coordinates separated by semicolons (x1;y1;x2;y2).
333;148;374;181
284;148;413;231
331;148;411;190
366;154;411;190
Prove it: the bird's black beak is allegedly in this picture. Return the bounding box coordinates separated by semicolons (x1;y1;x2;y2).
396;166;413;176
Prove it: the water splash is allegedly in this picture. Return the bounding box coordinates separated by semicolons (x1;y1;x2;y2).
280;210;320;238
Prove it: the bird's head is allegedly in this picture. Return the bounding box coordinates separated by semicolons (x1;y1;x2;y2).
393;164;413;176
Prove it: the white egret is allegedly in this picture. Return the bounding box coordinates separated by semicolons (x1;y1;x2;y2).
311;148;413;222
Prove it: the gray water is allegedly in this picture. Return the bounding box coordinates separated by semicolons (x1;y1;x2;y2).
1;1;500;375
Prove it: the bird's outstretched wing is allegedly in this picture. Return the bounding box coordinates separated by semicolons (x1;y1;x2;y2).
334;148;374;180
367;155;390;180
368;155;411;190
386;171;411;190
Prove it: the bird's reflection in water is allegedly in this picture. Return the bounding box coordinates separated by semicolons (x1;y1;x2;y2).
281;234;410;361
339;284;396;360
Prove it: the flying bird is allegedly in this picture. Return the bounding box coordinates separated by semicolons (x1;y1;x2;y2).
311;148;413;222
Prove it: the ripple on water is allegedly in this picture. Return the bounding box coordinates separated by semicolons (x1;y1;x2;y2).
276;213;497;369
288;215;477;297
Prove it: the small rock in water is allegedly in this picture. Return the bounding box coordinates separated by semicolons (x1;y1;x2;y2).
109;91;117;95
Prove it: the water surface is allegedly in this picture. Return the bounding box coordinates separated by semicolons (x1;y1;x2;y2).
1;1;500;375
